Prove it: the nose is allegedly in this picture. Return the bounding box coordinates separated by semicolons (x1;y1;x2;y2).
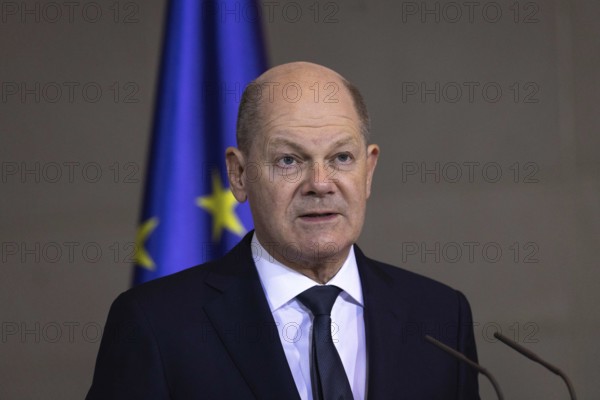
300;161;336;197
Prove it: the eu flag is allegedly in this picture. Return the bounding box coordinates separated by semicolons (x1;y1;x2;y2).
133;0;267;285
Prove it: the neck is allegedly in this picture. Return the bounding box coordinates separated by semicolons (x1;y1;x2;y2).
254;235;352;284
289;254;349;284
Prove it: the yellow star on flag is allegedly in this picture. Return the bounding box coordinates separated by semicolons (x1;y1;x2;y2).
196;170;246;241
134;217;159;270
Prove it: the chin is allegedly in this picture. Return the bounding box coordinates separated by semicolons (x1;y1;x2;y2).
301;234;353;259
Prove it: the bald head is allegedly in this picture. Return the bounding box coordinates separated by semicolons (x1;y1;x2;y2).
236;62;370;155
258;61;340;82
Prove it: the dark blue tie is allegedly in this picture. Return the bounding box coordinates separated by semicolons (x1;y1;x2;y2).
297;285;354;400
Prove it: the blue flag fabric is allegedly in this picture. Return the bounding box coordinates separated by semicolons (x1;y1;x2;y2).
133;0;267;285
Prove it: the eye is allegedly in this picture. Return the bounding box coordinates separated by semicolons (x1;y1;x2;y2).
277;155;298;168
335;153;353;164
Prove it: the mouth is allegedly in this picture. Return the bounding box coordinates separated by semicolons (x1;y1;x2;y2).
298;212;339;222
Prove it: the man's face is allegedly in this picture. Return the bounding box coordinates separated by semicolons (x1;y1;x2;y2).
228;71;379;271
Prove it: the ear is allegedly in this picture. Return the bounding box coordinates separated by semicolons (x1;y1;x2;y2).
225;147;248;202
365;144;380;199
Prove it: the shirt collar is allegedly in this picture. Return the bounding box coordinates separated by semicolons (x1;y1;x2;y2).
252;233;364;313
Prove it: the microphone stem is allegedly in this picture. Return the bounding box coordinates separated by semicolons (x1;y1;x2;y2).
494;333;577;400
425;335;504;400
561;374;577;400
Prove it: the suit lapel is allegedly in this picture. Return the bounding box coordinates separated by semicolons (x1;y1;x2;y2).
355;245;413;399
202;234;301;400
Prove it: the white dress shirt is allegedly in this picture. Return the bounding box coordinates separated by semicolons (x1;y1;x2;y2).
252;234;367;400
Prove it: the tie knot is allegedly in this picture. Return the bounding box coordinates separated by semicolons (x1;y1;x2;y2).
297;285;342;316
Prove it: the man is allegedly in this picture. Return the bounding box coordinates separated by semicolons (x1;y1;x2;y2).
87;62;480;399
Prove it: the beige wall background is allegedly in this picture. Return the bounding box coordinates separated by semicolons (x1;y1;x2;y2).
1;0;598;398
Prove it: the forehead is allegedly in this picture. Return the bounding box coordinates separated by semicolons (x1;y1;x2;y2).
257;78;360;139
263;73;355;110
265;129;362;154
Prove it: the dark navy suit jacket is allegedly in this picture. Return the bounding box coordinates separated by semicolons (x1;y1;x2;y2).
86;232;480;399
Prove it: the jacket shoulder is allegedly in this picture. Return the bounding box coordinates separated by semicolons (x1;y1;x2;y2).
356;247;472;314
364;254;460;295
120;235;255;306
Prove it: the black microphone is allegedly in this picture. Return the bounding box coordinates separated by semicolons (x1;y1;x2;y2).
424;334;504;400
493;332;577;400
